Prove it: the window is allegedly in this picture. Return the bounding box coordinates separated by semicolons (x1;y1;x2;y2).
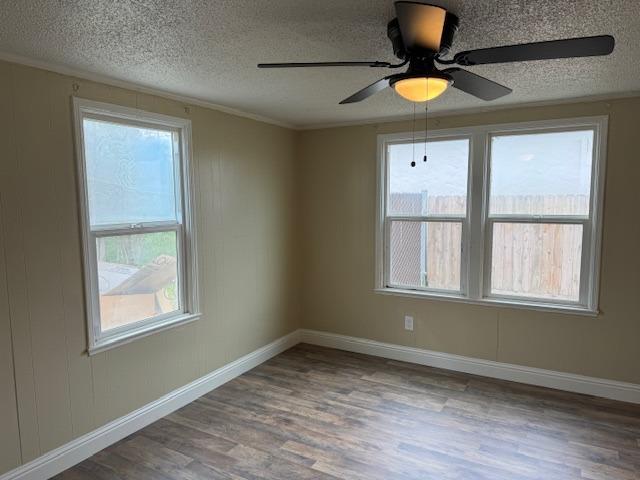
74;98;199;354
376;117;607;314
385;137;470;293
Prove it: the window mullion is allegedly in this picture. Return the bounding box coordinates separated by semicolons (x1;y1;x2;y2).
469;131;488;300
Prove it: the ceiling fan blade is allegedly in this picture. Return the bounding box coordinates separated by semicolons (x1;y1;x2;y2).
452;35;615;66
395;1;447;54
339;76;391;104
258;61;392;68
444;68;512;101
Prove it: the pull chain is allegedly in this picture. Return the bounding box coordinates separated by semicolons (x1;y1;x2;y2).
424;79;428;163
424;101;428;163
411;103;416;167
410;81;429;167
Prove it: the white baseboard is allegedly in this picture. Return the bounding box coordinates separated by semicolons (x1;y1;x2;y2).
300;329;640;404
0;330;301;480
4;328;639;480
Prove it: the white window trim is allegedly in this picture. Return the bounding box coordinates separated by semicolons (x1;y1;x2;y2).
73;98;200;355
375;116;608;316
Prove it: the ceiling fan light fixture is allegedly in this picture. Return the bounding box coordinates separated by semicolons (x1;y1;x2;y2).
258;0;615;106
392;76;451;102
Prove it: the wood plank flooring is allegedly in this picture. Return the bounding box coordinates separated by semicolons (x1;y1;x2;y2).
55;344;640;479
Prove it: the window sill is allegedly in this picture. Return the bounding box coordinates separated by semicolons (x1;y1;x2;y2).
88;313;201;356
373;288;599;317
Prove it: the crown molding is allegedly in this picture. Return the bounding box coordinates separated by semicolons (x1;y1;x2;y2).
0;51;295;130
3;50;640;133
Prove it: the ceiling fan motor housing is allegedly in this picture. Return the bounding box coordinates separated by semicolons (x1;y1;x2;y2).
387;12;459;59
390;3;459;59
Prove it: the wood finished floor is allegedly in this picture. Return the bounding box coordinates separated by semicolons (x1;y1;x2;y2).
56;344;640;480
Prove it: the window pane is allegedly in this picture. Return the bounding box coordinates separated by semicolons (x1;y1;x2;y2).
490;223;582;301
97;231;180;331
84;118;178;226
389;221;462;291
388;139;469;216
489;130;593;216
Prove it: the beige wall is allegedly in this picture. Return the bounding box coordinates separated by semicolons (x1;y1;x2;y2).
0;198;21;475
2;57;640;476
298;97;640;386
0;60;300;474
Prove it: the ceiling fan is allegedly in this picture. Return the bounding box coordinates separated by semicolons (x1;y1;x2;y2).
257;1;615;104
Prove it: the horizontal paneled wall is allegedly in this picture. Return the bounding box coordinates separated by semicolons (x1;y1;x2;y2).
0;60;300;474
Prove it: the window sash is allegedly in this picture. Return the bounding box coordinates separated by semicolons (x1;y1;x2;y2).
485;127;597;220
90;223;186;337
382;135;473;295
74;98;199;354
384;218;466;294
376;116;607;313
482;218;590;307
385;135;472;219
483;124;600;309
82;118;184;229
83;115;187;337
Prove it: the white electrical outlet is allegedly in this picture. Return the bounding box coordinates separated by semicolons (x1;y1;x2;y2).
404;315;414;331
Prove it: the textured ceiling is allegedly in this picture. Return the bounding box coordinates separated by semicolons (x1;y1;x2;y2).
1;0;639;127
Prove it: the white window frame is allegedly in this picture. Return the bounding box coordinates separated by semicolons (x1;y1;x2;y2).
375;116;608;316
73;98;200;354
381;133;473;296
